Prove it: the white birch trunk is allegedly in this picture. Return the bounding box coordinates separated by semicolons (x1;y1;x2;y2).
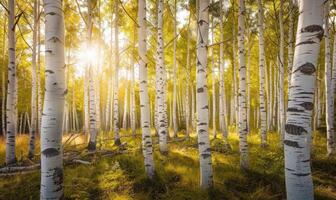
196;0;213;188
172;0;178;137
113;0;121;145
324;1;335;155
40;0;65;198
279;0;285;141
258;0;267;146
156;0;168;153
29;0;38;158
6;0;17;165
138;0;154;178
284;1;324;199
219;0;228;138
238;0;248;169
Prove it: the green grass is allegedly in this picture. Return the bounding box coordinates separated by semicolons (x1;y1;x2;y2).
0;130;335;200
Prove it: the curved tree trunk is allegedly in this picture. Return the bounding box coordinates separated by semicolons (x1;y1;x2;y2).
6;0;17;165
238;0;248;169
284;1;324;199
156;0;168;153
196;0;213;188
40;0;65;198
138;0;155;178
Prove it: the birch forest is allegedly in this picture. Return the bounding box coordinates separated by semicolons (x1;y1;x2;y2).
0;0;335;199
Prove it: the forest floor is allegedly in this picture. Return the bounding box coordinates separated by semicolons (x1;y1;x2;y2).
0;129;335;200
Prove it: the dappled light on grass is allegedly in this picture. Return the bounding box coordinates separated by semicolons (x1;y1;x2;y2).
0;131;335;199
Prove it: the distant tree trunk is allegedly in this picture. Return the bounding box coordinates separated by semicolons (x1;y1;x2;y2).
84;69;89;133
6;0;17;165
113;0;121;145
40;0;65;198
324;1;335;155
219;0;227;138
284;1;324;199
287;0;294;90
122;75;128;130
156;0;168;153
131;28;136;136
196;0;213;188
185;13;191;137
279;0;285;141
29;0;39;158
238;0;248;169
172;0;178;137
210;15;216;138
138;0;155;178
232;1;238;127
37;0;42;135
1;15;6;136
258;0;267;146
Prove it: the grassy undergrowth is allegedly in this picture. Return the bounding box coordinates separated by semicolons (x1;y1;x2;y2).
0;130;335;200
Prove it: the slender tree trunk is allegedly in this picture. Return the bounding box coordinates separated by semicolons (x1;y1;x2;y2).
6;0;17;165
219;0;228;138
2;72;5;136
138;0;155;178
284;1;324;199
258;0;267;146
122;75;128;130
113;0;121;145
156;0;168;153
288;0;294;90
196;0;213;188
324;1;335;155
87;0;98;151
37;0;42;135
29;0;38;158
40;0;65;198
131;28;136;136
210;15;216;138
185;13;191;137
172;0;178;137
238;0;248;169
279;0;285;141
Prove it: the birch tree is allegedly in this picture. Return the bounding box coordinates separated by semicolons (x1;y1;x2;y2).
279;0;285;141
138;0;155;178
324;1;335;155
258;0;267;147
219;0;228;138
196;0;213;188
28;0;38;158
113;0;121;145
172;0;178;137
156;0;168;153
40;0;65;198
238;0;248;169
6;0;17;165
284;0;324;199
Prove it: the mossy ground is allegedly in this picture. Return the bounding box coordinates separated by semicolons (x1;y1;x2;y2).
0;129;335;200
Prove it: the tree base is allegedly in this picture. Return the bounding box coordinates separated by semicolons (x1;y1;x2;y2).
87;141;96;152
114;138;122;146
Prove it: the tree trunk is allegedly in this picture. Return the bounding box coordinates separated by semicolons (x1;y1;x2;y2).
279;0;285;141
258;0;267;146
156;0;168;153
131;27;136;136
40;0;65;198
287;0;294;90
185;13;191;137
219;0;227;138
138;0;155;178
324;1;335;155
172;0;178;137
113;0;121;145
238;0;248;169
6;0;17;165
196;0;213;188
29;0;39;158
284;1;324;199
